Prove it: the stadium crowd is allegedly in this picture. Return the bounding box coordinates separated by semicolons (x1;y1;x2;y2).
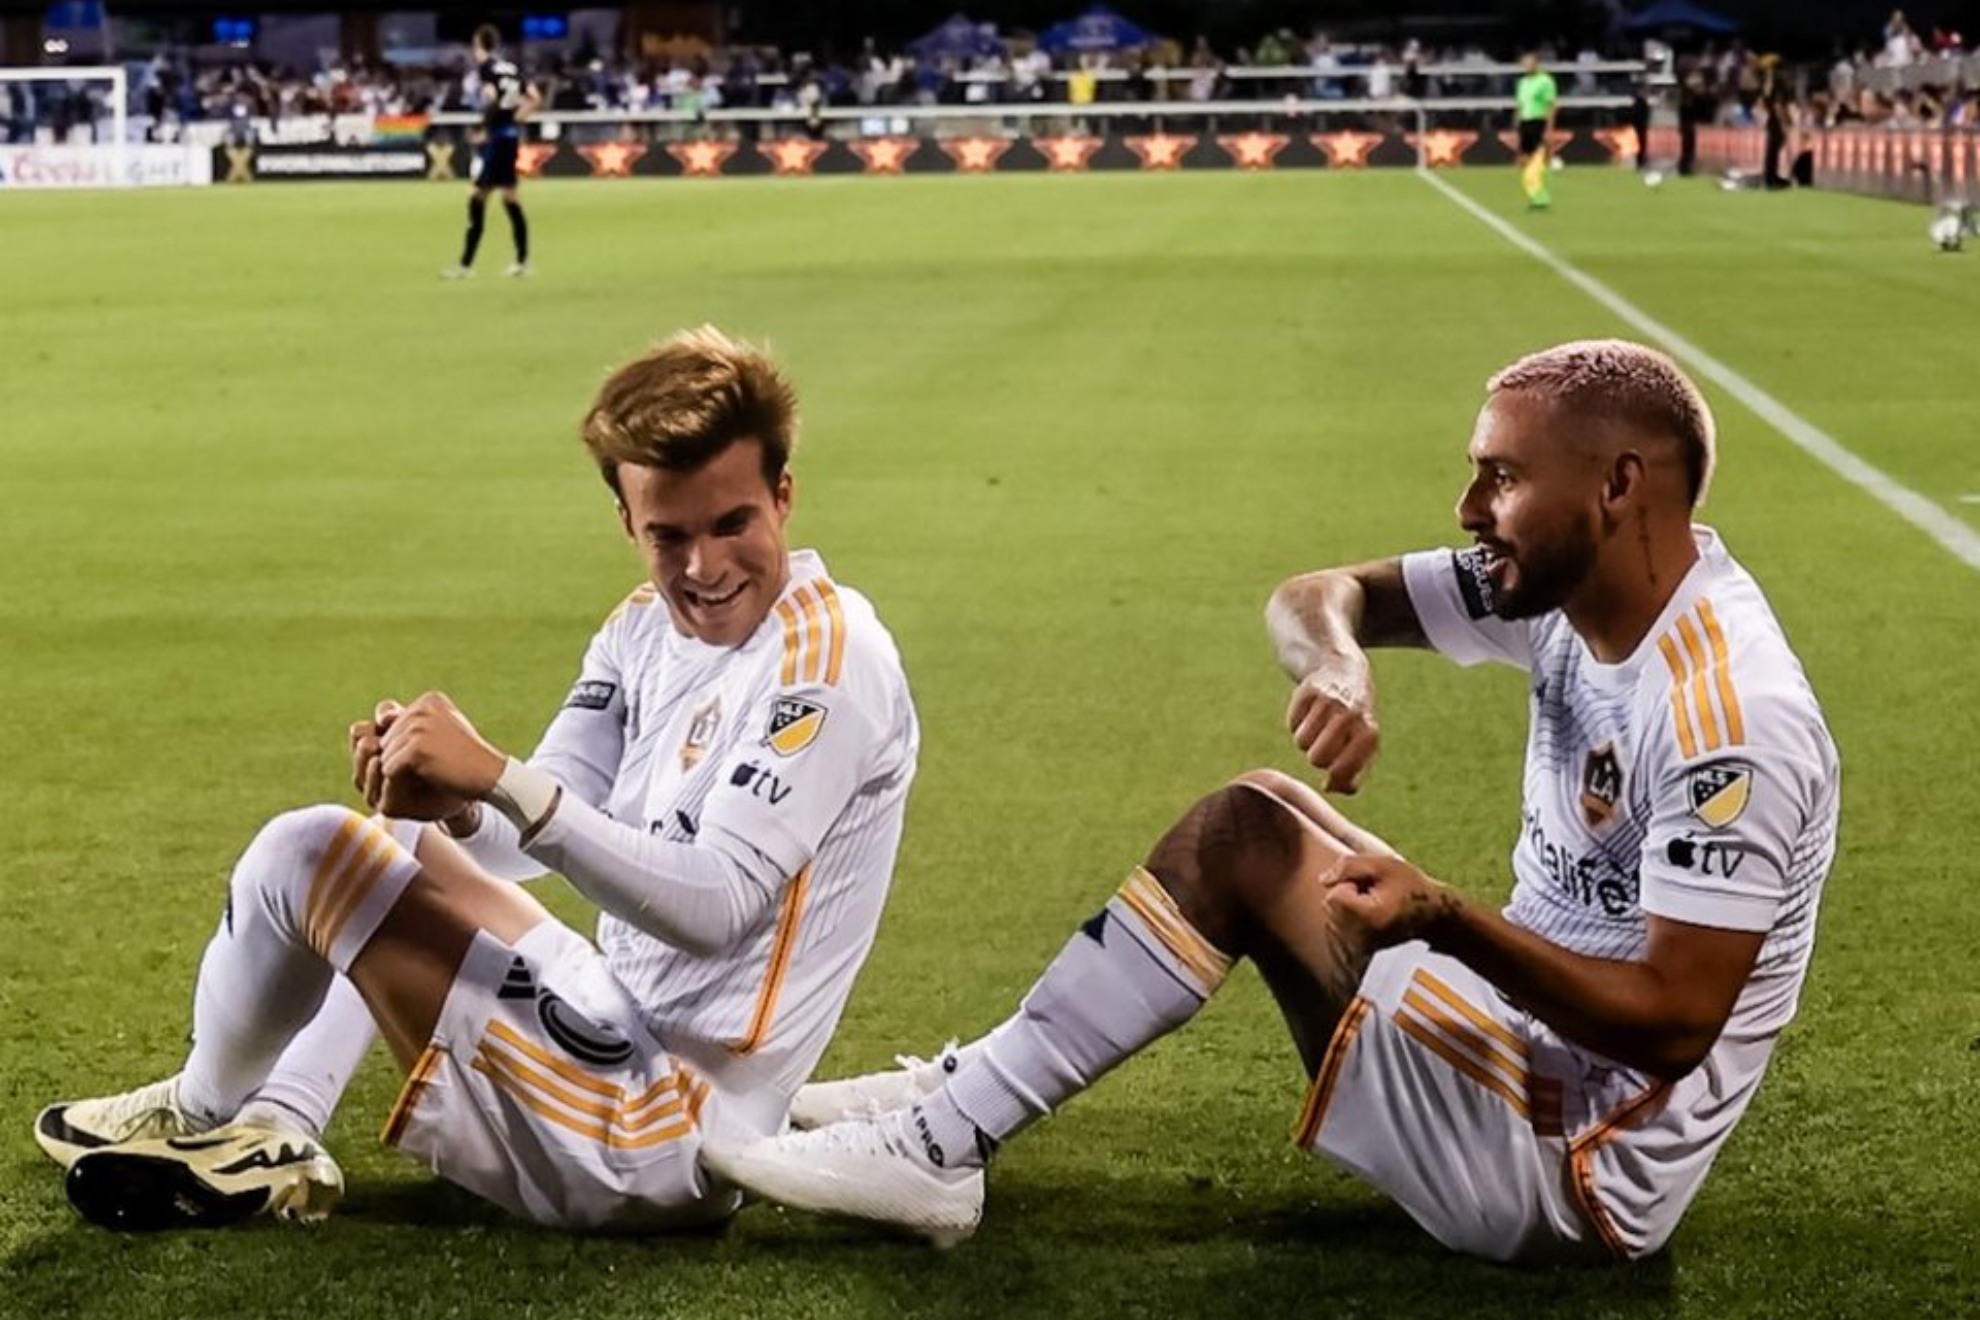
5;9;1976;145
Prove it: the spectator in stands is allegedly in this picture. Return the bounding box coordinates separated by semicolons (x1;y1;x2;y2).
1187;38;1222;102
1366;49;1395;102
1881;11;1922;67
1308;33;1344;100
1759;57;1793;189
1011;43;1050;103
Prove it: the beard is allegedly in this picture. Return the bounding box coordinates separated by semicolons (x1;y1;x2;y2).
1492;521;1599;620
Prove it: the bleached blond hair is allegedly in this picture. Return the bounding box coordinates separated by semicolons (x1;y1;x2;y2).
1488;339;1716;506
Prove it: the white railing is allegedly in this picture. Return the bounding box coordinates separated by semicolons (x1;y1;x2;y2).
731;59;1650;89
421;94;1633;136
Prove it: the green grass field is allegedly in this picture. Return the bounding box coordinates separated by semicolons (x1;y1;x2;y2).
2;167;1977;1319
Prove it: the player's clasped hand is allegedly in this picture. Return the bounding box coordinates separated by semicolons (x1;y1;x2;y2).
1322;853;1456;947
348;699;403;810
1285;655;1380;794
369;692;507;821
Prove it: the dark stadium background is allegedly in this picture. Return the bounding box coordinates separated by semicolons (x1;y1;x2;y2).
0;0;1953;59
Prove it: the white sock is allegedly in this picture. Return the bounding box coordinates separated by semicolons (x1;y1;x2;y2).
240;975;378;1139
178;806;419;1127
914;868;1232;1169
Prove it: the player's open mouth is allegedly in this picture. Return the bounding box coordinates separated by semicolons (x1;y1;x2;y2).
1476;542;1513;580
685;582;747;611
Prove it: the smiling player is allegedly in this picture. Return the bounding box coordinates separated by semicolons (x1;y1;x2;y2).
37;326;922;1234
708;339;1840;1263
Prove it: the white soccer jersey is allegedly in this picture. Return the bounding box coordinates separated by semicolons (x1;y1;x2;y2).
1401;528;1839;1245
456;549;918;1136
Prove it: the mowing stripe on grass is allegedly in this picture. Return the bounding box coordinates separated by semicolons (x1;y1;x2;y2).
1418;168;1980;573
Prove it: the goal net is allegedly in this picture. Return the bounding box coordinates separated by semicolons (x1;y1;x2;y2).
0;64;130;186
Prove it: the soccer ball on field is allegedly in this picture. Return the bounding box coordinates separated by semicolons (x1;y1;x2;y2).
1929;207;1967;252
1643;169;1666;188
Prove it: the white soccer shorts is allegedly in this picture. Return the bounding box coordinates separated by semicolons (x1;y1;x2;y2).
380;921;736;1231
1293;943;1675;1262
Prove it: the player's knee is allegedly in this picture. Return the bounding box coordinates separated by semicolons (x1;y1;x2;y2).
1144;777;1308;942
238;805;368;925
255;804;366;868
1229;767;1304;802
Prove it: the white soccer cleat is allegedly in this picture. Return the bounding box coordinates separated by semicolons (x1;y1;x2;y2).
504;261;532;278
440;264;473;280
65;1119;344;1232
35;1075;198;1171
703;1108;984;1249
787;1042;960;1130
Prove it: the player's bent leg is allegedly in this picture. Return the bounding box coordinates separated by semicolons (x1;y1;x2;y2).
346;823;552;1069
717;771;1386;1243
62;809;547;1231
786;770;1383;1126
1142;775;1372;1044
62;805;426;1229
1227;768;1401;859
1289;941;1627;1263
39;805;415;1169
352;828;736;1233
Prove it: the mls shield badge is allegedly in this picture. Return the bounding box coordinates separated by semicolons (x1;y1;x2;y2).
1580;744;1623;829
1689;763;1752;828
764;697;827;757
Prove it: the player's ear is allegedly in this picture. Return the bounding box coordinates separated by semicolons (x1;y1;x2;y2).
615;498;633;542
773;469;794;520
1604;451;1645;507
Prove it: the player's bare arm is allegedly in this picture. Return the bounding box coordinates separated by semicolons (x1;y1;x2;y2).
1265;557;1426;793
1323;853;1764;1080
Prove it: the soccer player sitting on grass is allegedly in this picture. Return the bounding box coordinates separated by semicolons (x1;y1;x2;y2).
36;326;923;1234
707;340;1840;1262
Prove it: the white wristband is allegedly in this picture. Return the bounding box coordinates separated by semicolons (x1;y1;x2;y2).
486;757;562;841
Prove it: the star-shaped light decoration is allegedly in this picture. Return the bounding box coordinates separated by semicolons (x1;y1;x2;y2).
1216;132;1290;171
663;139;733;178
578;140;650;177
1124;133;1196;171
1407;130;1478;168
1312;131;1385;169
849;137;916;174
941;136;1011;174
1035;136;1103;172
516;142;558;177
763;137;829;176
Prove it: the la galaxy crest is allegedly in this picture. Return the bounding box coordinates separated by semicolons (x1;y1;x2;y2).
678;696;722;770
1580;744;1623;829
1688;763;1752;828
764;697;827;756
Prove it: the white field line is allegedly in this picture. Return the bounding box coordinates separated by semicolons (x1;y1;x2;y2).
1418;168;1980;573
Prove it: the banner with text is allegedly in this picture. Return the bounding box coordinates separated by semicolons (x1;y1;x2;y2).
0;144;212;189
